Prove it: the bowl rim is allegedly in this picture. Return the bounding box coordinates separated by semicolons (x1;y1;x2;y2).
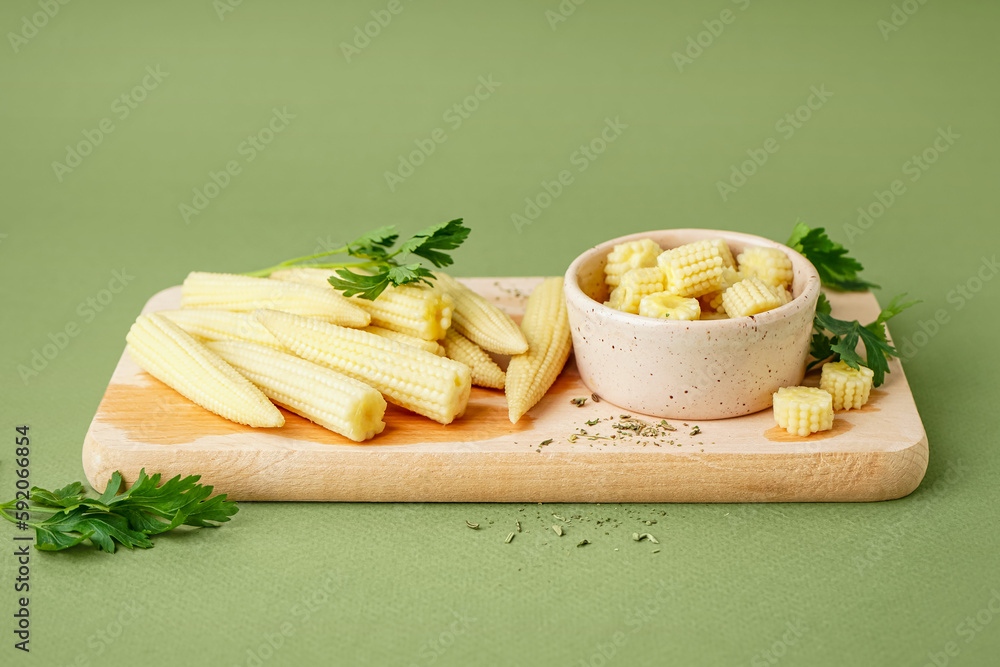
563;228;821;328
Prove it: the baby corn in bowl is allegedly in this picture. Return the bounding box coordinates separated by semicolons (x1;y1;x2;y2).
564;229;821;420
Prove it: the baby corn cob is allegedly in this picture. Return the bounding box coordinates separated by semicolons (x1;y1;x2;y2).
737;246;794;289
638;293;701;320
256;310;471;425
270;268;453;341
772;386;834;437
612;267;667;314
126;313;284;428
721;277;783;318
432;272;527;355
159;309;281;349
206;340;387;441
365;326;445;356
441;329;505;390
268;267;344;289
181;272;369;327
657;240;725;298
506;277;572;424
604;239;662;288
820;361;874;411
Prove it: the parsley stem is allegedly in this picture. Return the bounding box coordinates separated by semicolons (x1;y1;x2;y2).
242;253;375;278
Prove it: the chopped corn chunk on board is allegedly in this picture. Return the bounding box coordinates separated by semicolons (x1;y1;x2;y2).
82;278;928;502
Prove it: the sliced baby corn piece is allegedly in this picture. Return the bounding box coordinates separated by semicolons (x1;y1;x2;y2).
506;277;572;424
365;326;445;356
700;267;743;315
442;329;505;390
604;238;662;288
432;271;527;355
657;240;725;298
126;313;284;428
614;267;667;314
820;360;874;411
708;238;736;269
256;309;471;425
271;268;452;341
772;386;834;437
737;246;794;289
721;277;783;318
180;272;369;327
206;340;386;442
159;309;281;349
638;293;701;320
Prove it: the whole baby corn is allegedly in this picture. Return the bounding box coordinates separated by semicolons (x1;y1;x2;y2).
442;329;506;390
772;386;834;437
181;272;369;327
256;309;471;425
657;240;725;298
270;268;453;341
126;313;284;428
159;309;282;349
432;271;527;355
506;277;572;424
207;340;387;441
820;361;875;411
737;246;794;289
364;326;445;356
604;239;662;288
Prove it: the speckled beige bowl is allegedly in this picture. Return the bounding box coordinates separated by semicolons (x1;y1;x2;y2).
564;229;821;420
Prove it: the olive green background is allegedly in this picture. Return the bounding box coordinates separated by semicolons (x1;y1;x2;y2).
2;0;998;665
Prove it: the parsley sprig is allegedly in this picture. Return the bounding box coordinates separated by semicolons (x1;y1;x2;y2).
787;222;879;291
809;293;919;386
246;218;470;300
0;470;238;553
784;222;919;386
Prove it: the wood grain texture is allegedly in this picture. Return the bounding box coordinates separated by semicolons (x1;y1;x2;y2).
82;278;928;502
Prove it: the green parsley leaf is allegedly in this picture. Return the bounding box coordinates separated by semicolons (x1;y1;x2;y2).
787;223;879;291
395;219;471;268
809;293;918;386
346;225;400;260
1;469;239;553
328;269;391;300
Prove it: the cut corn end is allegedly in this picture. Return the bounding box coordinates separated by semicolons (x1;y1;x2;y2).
638;293;701;320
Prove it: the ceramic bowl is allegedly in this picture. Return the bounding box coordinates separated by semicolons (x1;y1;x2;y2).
563;229;821;420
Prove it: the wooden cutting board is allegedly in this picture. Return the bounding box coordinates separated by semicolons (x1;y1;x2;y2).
82;278;928;502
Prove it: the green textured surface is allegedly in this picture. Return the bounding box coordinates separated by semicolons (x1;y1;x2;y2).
1;0;998;665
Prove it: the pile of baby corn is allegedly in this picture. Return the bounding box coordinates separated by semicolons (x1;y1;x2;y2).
125;270;570;442
603;237;793;320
